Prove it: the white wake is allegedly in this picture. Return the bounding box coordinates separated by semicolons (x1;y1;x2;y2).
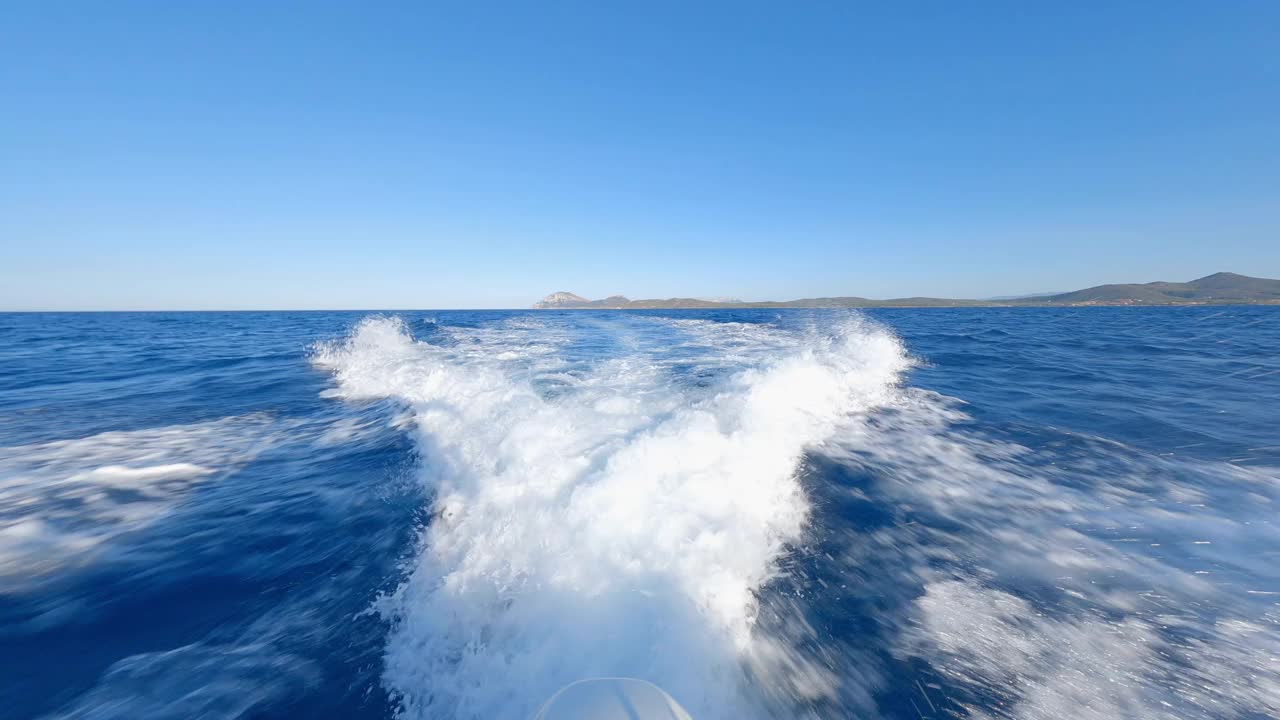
314;315;910;718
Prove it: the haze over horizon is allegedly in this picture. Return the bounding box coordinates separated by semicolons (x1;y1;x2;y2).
3;3;1278;310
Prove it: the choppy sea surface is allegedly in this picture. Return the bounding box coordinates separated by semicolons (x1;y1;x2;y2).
1;308;1278;720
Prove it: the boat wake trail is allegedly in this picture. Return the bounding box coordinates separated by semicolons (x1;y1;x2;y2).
314;315;910;719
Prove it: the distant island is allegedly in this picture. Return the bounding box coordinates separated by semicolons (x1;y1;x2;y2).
534;272;1280;309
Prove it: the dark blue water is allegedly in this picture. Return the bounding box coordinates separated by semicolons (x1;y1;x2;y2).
1;308;1277;719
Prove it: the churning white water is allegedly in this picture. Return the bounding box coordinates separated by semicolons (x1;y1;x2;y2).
314;315;911;718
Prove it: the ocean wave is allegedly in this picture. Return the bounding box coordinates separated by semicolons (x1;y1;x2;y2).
5;307;1277;719
0;415;284;591
315;314;911;718
809;388;1280;719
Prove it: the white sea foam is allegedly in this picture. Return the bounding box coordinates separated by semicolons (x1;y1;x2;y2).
0;415;282;589
820;390;1280;719
49;642;321;720
901;578;1280;720
316;314;1280;719
314;315;911;718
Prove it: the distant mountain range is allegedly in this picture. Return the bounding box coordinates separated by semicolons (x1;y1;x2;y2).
533;272;1280;309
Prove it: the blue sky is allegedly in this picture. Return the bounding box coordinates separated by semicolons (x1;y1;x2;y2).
2;2;1277;309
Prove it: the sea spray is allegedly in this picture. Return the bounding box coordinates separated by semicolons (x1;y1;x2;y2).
314;314;911;718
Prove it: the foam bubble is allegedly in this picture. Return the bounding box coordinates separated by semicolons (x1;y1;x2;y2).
316;314;910;718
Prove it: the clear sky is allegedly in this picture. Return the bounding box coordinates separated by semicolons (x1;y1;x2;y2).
2;2;1277;310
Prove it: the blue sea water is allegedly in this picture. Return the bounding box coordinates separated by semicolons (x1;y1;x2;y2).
1;307;1278;719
